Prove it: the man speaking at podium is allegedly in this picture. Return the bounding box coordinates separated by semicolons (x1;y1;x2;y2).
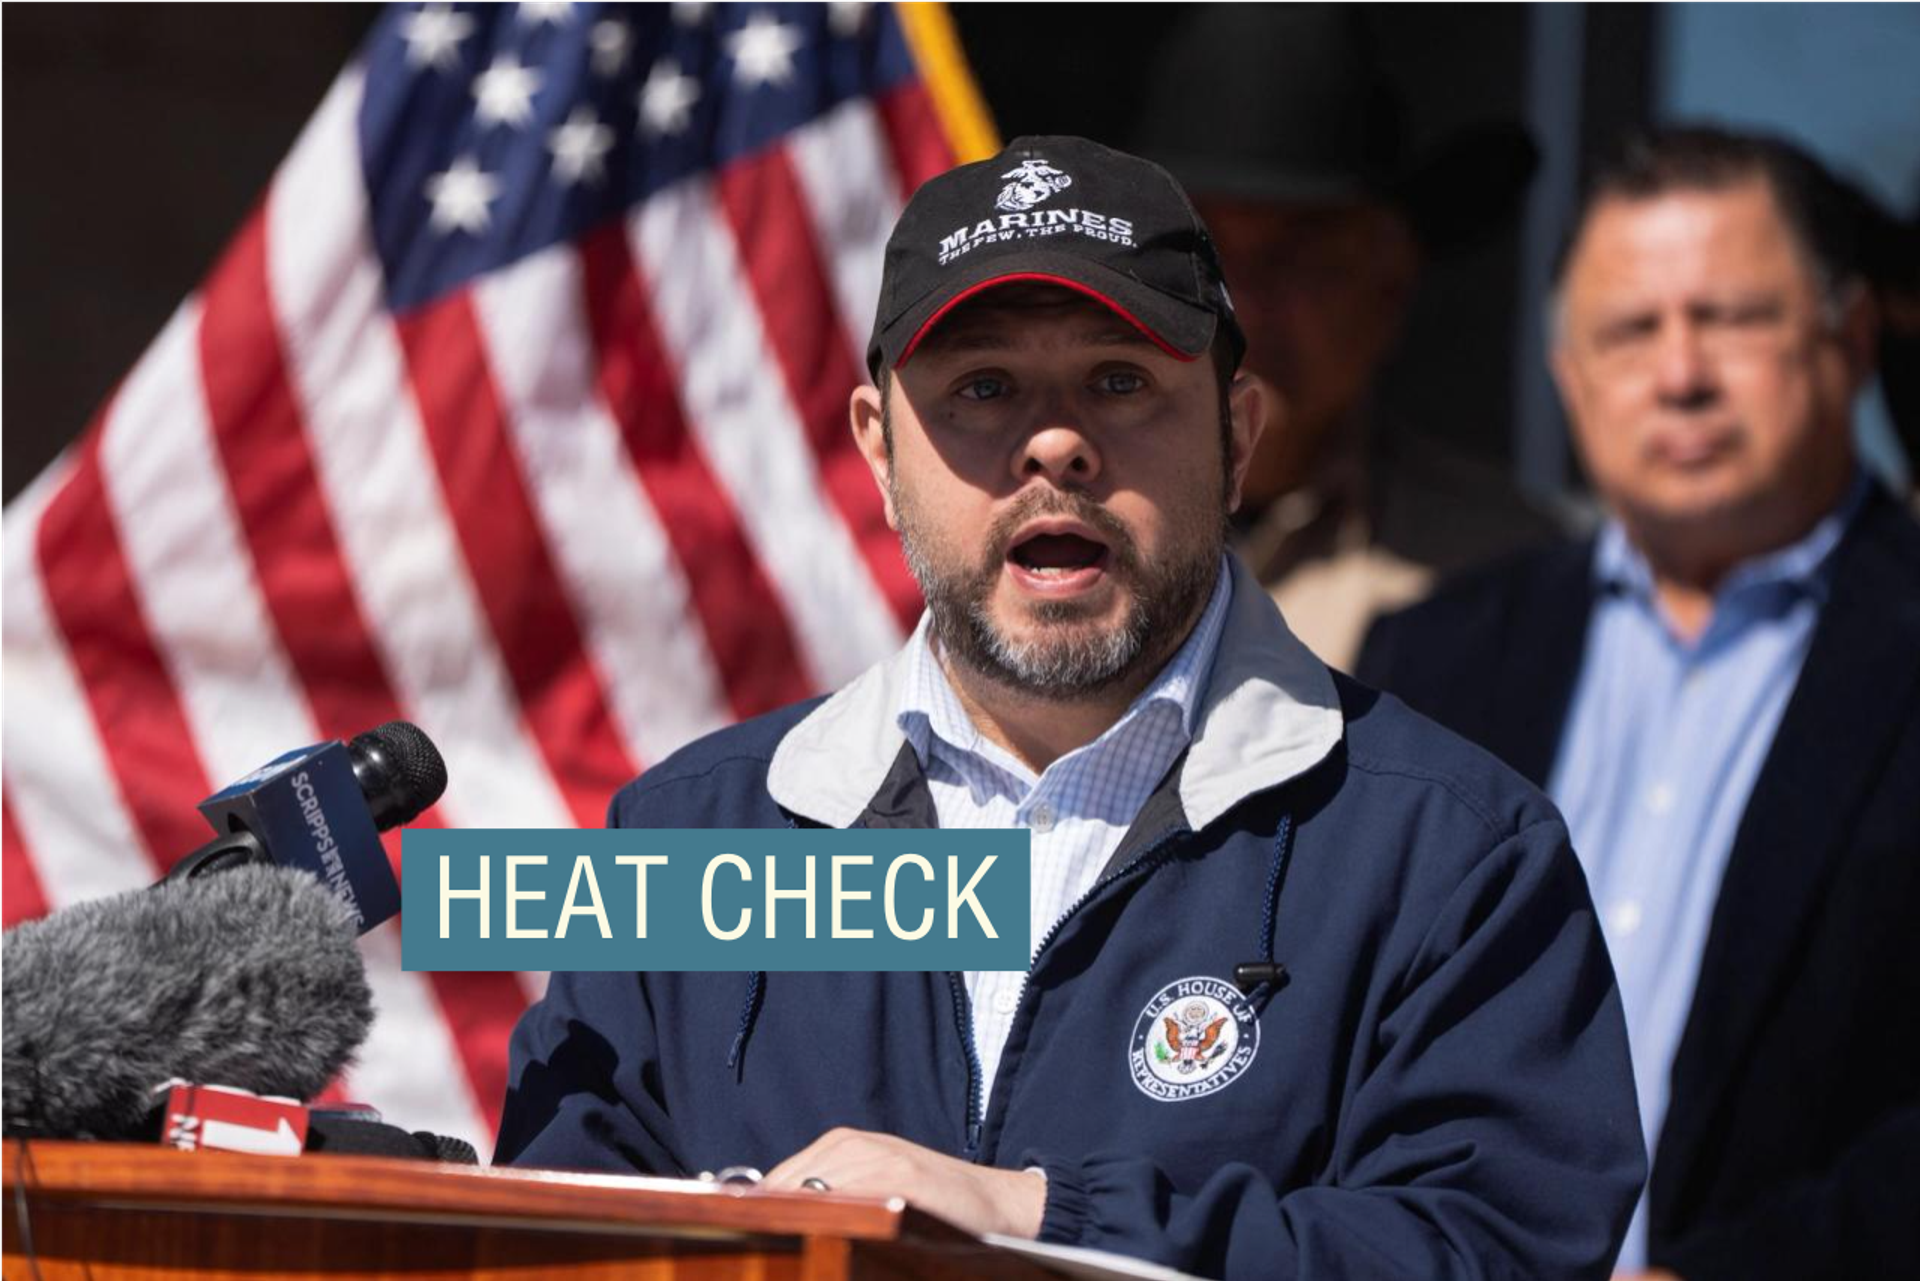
498;136;1643;1278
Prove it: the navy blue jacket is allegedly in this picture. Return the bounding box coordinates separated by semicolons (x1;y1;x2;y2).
499;560;1644;1278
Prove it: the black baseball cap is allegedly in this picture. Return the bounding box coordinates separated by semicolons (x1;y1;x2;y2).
866;135;1246;380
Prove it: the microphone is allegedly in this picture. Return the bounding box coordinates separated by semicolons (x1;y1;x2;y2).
2;865;373;1141
166;721;447;934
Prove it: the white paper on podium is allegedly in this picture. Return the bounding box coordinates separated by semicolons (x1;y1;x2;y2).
980;1234;1206;1280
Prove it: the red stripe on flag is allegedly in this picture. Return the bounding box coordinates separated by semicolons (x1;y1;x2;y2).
394;293;638;827
578;223;814;719
36;431;218;872
2;782;50;925
199;213;528;1126
875;81;958;195
198;209;409;745
199;214;454;847
717;147;923;633
424;969;521;1136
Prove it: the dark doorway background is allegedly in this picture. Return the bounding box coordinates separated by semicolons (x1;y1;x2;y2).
3;5;380;498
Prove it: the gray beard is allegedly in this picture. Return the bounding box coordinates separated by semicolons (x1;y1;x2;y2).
895;485;1222;702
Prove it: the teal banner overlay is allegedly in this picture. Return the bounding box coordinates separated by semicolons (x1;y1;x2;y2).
401;829;1030;972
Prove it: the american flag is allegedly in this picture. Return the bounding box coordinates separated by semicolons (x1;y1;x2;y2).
1;1;993;1156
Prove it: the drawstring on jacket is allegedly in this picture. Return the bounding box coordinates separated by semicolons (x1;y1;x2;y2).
1234;812;1295;1014
727;971;764;1077
727;814;802;1075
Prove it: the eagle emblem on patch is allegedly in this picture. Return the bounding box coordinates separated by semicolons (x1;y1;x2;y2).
1129;976;1260;1102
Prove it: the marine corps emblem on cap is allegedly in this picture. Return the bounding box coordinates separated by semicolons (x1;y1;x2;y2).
995;158;1074;212
865;134;1245;380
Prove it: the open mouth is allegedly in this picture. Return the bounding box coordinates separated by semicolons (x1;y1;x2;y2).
1651;435;1735;469
1005;522;1112;595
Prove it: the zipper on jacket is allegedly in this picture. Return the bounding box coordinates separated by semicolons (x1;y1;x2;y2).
947;971;985;1156
966;825;1189;1164
1035;824;1188;978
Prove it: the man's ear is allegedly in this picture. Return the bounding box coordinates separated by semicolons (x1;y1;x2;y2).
1225;373;1271;514
1548;339;1605;478
849;381;898;530
1837;283;1881;392
1548;340;1582;434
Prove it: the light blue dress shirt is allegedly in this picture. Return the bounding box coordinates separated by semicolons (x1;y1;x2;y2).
895;558;1232;1101
1549;478;1864;1270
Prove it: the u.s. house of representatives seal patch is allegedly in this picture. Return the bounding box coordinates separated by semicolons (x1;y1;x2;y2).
1129;975;1260;1101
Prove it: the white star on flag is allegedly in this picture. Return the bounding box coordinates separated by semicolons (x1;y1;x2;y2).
638;59;702;138
425;156;503;234
671;3;710;28
828;2;871;38
473;53;544;129
518;0;574;26
588;19;632;77
548;106;615;186
726;13;803;88
399;3;475;72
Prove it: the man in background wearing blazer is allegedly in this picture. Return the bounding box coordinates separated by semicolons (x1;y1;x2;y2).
1360;127;1920;1280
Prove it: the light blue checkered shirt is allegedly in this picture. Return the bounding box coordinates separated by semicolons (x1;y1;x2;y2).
896;558;1233;1102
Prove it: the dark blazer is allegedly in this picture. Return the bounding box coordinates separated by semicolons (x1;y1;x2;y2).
1357;485;1920;1281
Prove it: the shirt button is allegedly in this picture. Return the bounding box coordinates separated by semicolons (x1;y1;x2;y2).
1029;803;1055;833
1647;783;1676;816
994;988;1020;1016
1609;900;1644;937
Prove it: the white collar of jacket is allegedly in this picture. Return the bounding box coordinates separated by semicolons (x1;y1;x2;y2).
768;555;1344;830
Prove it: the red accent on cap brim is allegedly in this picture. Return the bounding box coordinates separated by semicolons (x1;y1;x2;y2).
895;273;1202;369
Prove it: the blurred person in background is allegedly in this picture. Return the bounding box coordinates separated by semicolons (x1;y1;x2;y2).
1360;126;1920;1280
1134;3;1561;669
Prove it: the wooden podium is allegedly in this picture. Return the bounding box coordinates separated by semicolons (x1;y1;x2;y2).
1;1139;1062;1279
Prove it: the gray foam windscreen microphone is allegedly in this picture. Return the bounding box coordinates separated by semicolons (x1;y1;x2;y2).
2;864;374;1140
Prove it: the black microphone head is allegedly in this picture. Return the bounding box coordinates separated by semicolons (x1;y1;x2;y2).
2;865;373;1140
348;721;447;830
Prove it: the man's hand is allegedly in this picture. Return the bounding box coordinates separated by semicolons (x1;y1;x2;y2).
763;1127;1047;1239
1613;1271;1683;1281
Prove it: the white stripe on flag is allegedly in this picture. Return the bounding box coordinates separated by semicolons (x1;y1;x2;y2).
1;461;153;906
516;970;550;1005
632;179;903;690
264;67;570;830
471;247;732;765
96;302;320;782
786;98;904;372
